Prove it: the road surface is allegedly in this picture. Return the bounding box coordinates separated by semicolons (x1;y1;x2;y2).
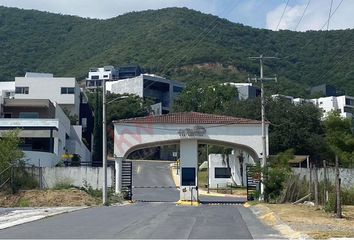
132;160;179;202
0;160;282;239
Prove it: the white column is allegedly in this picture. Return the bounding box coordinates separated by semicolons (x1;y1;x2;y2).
115;158;123;194
179;139;198;202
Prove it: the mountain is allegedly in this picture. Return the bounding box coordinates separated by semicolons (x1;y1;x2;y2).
0;6;354;97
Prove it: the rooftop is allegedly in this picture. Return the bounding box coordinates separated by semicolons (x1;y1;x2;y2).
114;112;265;125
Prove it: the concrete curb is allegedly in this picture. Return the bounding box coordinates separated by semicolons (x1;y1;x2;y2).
0;207;87;230
249;204;313;240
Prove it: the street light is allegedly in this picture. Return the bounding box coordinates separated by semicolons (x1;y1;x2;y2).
102;79;128;205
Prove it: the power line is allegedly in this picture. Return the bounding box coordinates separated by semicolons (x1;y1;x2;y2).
159;0;241;76
294;0;311;31
327;0;334;30
282;0;344;60
276;0;290;31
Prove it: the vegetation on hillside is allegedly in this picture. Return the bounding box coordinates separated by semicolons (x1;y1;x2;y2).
0;7;354;96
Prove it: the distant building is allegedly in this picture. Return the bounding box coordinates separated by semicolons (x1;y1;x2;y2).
86;65;142;91
271;92;354;119
224;83;260;100
311;84;337;97
106;74;185;114
311;95;354;119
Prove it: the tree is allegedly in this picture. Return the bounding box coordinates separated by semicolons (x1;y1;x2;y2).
105;93;151;155
324;112;354;218
0;130;24;169
0;130;24;191
173;83;238;113
92;91;103;164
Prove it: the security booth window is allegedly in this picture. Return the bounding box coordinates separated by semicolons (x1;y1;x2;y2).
215;167;231;178
181;167;196;186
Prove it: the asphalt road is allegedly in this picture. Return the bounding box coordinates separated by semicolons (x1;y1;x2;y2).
0;202;282;239
0;161;282;239
132;160;179;202
131;160;246;204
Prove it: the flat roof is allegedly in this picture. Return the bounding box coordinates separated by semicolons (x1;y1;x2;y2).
4;99;54;108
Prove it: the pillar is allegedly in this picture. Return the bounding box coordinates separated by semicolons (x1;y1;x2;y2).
115;158;123;194
179;139;198;202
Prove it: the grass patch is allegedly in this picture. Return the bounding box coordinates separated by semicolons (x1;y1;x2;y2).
52;179;74;190
17;198;30;207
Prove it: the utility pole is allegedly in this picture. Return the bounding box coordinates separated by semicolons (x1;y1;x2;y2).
102;78;108;205
248;55;277;200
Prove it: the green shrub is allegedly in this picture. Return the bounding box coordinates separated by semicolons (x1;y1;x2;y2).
342;187;354;205
53;179;74;190
17;199;30;207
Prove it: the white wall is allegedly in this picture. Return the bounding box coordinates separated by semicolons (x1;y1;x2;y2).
180;139;198;201
40;166;115;189
106;75;143;96
23;151;59;167
292;167;354;189
114;123;267;161
208;152;255;188
15;76;80;116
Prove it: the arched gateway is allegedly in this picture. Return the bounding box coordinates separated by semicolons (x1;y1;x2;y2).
113;112;269;203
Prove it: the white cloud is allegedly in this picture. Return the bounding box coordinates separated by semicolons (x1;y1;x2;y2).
266;0;354;31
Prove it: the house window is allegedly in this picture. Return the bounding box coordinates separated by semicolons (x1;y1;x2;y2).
344;106;354;114
61;87;75;94
91;75;99;80
15;87;29;94
4;113;12;118
103;75;108;78
19;112;39;118
345;98;354;106
173;86;183;93
215;167;231;178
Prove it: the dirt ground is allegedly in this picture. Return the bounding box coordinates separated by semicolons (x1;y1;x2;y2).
0;189;100;207
265;203;354;239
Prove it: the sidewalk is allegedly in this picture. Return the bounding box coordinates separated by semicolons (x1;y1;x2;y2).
0;207;86;230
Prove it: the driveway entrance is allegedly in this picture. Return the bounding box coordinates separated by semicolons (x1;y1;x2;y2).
113;112;269;204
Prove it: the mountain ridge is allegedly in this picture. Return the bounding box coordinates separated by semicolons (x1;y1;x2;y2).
0;6;353;97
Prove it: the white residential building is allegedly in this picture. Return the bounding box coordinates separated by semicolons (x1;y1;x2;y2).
0;74;92;167
311;95;354;119
106;74;185;114
272;94;354;119
15;72;80;116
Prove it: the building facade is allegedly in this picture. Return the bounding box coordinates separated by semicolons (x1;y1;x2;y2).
86;65;142;91
0;73;93;167
106;74;185;114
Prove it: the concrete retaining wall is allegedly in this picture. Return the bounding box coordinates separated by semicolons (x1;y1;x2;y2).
292;167;354;189
40;166;115;189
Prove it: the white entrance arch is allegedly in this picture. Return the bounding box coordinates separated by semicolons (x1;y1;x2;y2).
113;112;269;203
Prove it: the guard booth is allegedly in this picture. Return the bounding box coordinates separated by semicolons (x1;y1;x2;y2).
113;112;268;203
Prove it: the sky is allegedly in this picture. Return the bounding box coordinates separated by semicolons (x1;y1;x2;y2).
0;0;353;31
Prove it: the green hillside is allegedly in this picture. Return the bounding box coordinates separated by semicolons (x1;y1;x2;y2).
0;6;354;96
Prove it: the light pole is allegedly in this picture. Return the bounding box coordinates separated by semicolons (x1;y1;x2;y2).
249;55;277;200
102;78;108;205
102;80;128;205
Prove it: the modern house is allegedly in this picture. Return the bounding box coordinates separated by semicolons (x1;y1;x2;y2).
15;72;80;117
310;84;337;97
272;94;354;119
225;83;261;100
0;73;93;167
86;65;142;91
106;74;185;114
